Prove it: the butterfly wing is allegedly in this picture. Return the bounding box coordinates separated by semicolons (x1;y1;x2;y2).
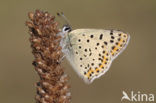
106;30;130;60
62;29;130;84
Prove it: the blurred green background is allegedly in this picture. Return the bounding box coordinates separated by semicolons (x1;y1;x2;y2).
0;0;156;103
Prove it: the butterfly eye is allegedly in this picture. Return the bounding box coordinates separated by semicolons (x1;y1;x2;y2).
65;27;71;31
62;25;72;33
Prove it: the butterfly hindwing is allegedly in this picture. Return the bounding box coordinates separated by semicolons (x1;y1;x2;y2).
107;30;130;60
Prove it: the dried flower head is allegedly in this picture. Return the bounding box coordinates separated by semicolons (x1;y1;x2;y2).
26;10;71;103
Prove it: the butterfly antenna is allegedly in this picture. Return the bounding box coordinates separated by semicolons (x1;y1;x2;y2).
57;12;71;28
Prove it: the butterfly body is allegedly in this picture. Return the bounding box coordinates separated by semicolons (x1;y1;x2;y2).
60;28;130;84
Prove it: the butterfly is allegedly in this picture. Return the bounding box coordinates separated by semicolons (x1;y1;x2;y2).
57;13;130;84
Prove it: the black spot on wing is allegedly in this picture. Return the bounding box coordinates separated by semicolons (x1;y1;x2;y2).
118;33;121;36
99;54;101;56
91;63;94;66
99;63;101;66
112;46;115;50
104;41;108;45
89;48;91;52
110;40;114;43
90;35;94;38
118;38;121;41
111;36;114;39
78;39;81;42
110;30;113;35
84;49;87;52
87;39;90;42
89;53;92;56
84;54;87;57
99;34;103;40
82;34;85;36
102;50;105;54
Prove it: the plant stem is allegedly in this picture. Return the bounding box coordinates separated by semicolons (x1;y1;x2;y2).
26;10;71;103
